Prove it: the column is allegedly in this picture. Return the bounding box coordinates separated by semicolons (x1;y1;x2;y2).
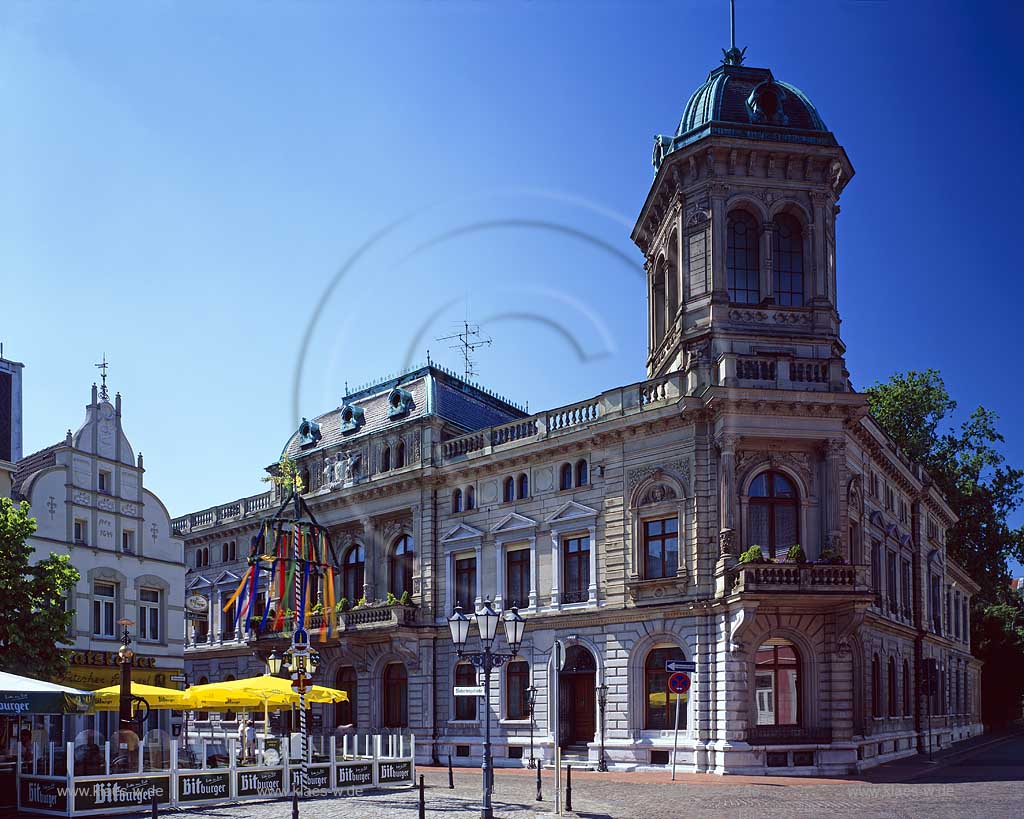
587;525;598;604
760;221;774;303
528;536;539;610
709;184;730;302
718;434;739;559
824;439;845;557
494;539;505;610
213;587;222;642
810;192;830;305
550;530;561;607
361;518;375;600
445;550;455;613
474;542;483;608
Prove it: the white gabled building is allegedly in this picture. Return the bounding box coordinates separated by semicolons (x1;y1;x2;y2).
14;380;185;738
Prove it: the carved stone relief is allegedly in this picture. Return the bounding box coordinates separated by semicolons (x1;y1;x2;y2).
627;461;691;498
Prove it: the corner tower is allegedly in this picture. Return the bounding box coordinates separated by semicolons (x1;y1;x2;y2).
631;42;854;392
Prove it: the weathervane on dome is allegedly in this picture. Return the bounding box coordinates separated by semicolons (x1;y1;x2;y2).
722;0;747;66
95;353;110;401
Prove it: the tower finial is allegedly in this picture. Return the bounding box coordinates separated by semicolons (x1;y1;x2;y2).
95;353;110;401
722;0;746;65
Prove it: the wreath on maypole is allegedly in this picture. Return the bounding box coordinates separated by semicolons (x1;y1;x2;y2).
222;456;341;641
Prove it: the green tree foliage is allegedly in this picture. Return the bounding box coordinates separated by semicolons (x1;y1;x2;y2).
0;498;80;679
263;454;304;494
866;369;1024;724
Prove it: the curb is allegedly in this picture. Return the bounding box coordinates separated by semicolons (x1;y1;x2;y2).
897;730;1024;782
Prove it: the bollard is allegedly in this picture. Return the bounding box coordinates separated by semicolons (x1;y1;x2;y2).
565;763;573;812
292;790;299;819
419;774;426;819
151;789;158;819
448;753;454;789
535;762;543;802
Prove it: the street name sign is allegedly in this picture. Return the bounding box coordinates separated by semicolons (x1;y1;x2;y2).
454;686;485;697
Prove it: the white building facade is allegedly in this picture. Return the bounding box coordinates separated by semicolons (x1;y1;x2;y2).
15;382;186;737
0;354;24;499
174;47;982;775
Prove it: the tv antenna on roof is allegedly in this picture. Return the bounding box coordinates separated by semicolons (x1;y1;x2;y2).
437;320;491;382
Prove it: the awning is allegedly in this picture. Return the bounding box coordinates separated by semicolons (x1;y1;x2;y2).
186;674;348;709
0;670;94;715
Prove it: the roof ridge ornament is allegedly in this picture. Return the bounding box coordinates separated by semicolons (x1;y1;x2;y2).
722;0;746;65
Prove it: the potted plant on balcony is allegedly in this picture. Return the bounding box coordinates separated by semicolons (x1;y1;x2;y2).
738;545;770;564
785;544;807;564
817;546;847;565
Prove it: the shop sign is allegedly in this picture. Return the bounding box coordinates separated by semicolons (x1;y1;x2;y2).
377;760;413;784
236;769;284;798
73;776;170;812
177;772;230;802
20;777;67;813
336;762;373;788
289;765;329;792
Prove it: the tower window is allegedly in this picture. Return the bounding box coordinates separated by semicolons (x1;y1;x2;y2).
772;214;804;306
727;211;760;304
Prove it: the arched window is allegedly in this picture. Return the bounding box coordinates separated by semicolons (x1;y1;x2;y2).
652;263;667;344
202;547;209;567
395;441;406;469
451;489;462;514
748;471;799;560
575;459;588;487
383;663;408;728
196;676;210;721
872;654;882;718
503;477;515;504
517;473;529;500
342;545;365;604
506;660;530;720
645;646;686;730
559;463;573;491
222;543;228;563
727;210;760;304
381;446;391;472
466;486;475;510
887;657;897;717
903;659;912;717
335;667;356;728
195;551;202;569
389;535;414;599
772;213;804;306
755;639;800;726
454;663;477;721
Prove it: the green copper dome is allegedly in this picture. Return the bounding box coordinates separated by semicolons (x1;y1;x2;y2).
652;63;835;171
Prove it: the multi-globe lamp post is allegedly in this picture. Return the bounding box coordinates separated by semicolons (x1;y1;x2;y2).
448;598;527;819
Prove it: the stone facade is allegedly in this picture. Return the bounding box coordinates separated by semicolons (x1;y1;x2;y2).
174;50;982;775
15;383;186;737
0;354;24;499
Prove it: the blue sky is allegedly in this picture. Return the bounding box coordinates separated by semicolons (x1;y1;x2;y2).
2;1;1022;572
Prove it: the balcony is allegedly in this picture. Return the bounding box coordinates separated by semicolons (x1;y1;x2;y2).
730;563;872;596
251;604;420;643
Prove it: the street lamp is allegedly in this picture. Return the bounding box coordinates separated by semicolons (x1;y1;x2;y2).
266;650;283;676
448;599;527;819
596;683;609;772
525;685;538;769
282;631;322;797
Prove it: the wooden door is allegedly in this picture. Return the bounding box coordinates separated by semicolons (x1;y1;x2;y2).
569;675;596;744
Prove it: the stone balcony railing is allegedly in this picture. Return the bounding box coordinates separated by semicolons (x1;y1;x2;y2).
251;604;420;640
440;373;684;463
731;563;872;595
172;490;275;535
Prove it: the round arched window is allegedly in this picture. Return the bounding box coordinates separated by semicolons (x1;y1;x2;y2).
755;639;800;726
342;545;365;604
748;471;799;560
389;536;414;599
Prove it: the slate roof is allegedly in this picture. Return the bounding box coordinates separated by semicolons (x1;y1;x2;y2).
12;442;63;498
282;365;526;459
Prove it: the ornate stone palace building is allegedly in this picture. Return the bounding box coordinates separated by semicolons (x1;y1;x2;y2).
174;48;982;775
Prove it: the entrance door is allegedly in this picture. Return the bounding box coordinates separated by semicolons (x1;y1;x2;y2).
557;645;597;748
569;676;596;744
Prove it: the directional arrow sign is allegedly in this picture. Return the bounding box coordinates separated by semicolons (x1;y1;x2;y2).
666;660;696;673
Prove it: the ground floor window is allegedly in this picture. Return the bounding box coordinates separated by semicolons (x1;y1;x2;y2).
335;667;356;728
506;660;530;720
755;640;800;726
454;663;477;720
644;646;686;730
383;663;408;728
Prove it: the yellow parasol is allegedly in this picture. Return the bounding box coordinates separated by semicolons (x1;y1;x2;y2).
92;682;193;711
186;675;348;742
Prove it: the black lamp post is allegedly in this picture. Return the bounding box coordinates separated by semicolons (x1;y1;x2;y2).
596;682;609;772
448;599;526;819
526;685;537;769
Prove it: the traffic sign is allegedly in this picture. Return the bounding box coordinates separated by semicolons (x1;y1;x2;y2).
668;672;691;694
453;685;485;697
666;660;696;673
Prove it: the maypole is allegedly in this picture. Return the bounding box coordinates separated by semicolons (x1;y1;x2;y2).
222;460;338;801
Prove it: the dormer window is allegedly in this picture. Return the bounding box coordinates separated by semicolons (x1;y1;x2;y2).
340;404;365;434
298;417;322;447
747;81;789;126
387;387;413;419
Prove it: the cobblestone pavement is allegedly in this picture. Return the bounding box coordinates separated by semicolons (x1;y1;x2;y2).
170;733;1024;819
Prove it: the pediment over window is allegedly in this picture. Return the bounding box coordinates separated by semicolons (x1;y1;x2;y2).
546;500;598;526
491;512;537;535
441;522;484;544
214;570;241;586
187;574;212;590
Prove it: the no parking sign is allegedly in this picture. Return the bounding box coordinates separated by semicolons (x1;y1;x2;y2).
668;671;691;694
